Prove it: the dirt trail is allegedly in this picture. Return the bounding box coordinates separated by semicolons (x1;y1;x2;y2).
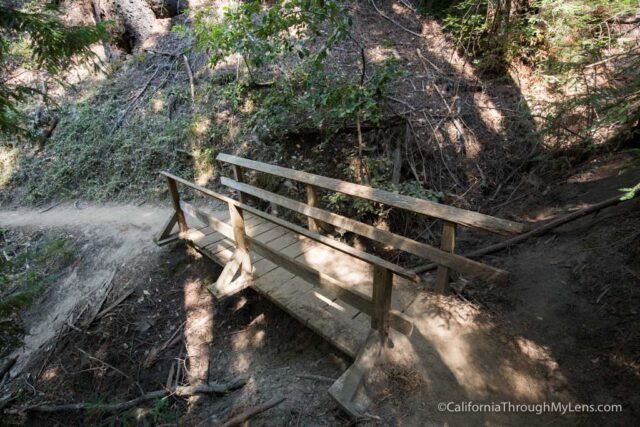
0;204;170;375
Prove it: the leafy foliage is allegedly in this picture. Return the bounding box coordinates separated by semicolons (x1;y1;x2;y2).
248;59;402;140
0;2;108;136
182;0;351;77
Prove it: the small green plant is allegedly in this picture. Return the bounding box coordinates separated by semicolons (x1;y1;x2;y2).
180;0;352;80
250;58;402;140
326;156;443;221
0;231;75;355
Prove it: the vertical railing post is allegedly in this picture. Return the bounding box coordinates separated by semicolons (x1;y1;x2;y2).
306;184;320;232
228;201;252;275
166;176;188;233
371;265;393;344
435;221;456;294
232;165;247;204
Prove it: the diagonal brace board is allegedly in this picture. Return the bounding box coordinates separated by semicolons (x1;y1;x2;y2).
155;212;180;246
208;250;253;299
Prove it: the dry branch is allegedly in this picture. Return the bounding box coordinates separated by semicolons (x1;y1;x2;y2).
183;54;195;104
6;376;248;414
416;193;638;273
219;396;285;427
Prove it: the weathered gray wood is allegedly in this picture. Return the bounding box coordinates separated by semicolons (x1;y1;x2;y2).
157;211;178;241
171;179;420;282
166;176;188;233
209;250;252;299
232;164;247;204
229;203;251;275
435;221;456;294
306;184;320;232
180;201;234;240
216;153;525;235
221;177;508;284
328;329;382;418
371;265;393;343
240;200;419;282
247;236;413;337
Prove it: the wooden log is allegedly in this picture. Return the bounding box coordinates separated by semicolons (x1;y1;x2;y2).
166;176;188;233
219;396;285;427
216;153;525;235
221;177;508;284
435;221;456;294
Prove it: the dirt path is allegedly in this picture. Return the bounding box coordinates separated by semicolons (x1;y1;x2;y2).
0;204;170;375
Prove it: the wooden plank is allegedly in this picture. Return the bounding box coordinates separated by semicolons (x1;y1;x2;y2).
156;211;178;241
247;236;413;337
306;184;320;232
166;176;188;232
371;265;392;342
435;222;456;294
232;164;246;203
180;201;234;240
250;277;367;358
216;154;525;235
156;233;180;247
328;329;381;418
220;195;420;282
221;177;508;284
209;250;246;298
282;278;369;356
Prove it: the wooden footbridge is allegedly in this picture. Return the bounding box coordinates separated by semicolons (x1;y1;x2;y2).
156;154;525;417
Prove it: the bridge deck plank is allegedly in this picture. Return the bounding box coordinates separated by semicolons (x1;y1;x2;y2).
181;210;415;358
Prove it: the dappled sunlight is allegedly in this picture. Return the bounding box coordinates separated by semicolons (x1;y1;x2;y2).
183;279;213;388
0;146;19;191
498;363;547;402
404;296;558;404
312;291;347;313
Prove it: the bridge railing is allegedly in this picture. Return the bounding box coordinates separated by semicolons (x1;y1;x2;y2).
160;153;524;342
216;153;524;291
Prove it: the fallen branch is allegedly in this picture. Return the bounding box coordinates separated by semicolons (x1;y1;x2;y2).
143;321;185;368
77;348;144;396
94;287;135;321
111;65;161;134
219;396;285;427
369;0;424;38
297;374;336;383
415;193;638;274
6;376;248;414
183;54;195;105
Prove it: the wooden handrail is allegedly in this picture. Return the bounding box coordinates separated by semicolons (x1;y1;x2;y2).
217;153;525;235
221;176;508;284
160;172;420;282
